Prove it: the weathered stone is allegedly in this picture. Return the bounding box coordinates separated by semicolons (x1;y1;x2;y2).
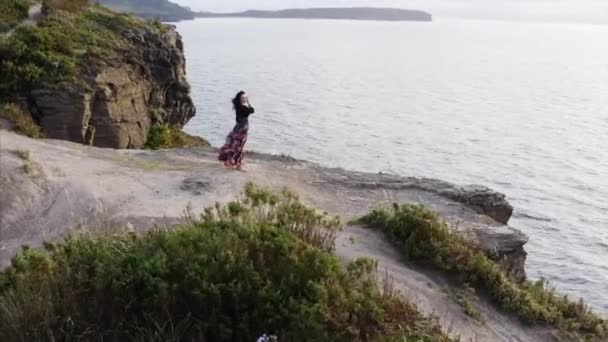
453;220;529;282
313;166;527;280
25;25;195;149
30;89;93;144
313;169;515;224
451;185;514;225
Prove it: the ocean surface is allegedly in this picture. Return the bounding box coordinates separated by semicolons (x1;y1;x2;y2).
175;18;608;313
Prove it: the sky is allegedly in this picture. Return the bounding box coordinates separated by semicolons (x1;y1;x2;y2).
172;0;608;24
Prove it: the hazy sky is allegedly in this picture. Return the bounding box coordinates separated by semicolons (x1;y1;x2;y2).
173;0;608;24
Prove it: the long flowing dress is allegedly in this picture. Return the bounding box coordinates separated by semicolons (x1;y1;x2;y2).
218;104;254;167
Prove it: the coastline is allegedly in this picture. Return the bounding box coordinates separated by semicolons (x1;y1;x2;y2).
1;3;606;338
0;129;552;341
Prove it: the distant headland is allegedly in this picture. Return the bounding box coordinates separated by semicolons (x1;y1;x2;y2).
196;7;433;22
95;0;196;21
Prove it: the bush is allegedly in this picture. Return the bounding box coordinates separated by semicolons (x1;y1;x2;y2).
0;0;31;33
0;184;453;342
145;123;209;150
356;203;608;339
0;103;43;138
0;4;165;98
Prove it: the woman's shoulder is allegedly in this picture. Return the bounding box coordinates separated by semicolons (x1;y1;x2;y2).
237;105;254;114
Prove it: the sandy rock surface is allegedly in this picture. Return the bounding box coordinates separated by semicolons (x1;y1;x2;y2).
0;130;552;341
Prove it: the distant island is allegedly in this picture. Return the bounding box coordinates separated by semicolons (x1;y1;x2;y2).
94;0;196;21
197;7;433;22
88;3;433;23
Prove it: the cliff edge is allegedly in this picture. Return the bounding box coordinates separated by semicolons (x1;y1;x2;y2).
0;130;551;341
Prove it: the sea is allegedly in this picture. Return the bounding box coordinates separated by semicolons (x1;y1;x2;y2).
174;17;608;313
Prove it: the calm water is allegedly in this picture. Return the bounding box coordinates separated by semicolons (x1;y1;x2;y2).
175;18;608;313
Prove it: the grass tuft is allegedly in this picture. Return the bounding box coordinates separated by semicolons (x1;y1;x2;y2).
356;203;608;339
15;149;30;161
444;284;483;322
145;123;209;150
0;184;453;341
13;148;41;176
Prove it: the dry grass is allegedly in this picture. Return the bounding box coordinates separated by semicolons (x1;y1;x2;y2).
49;0;89;13
0;103;43;138
109;154;197;171
444;284;483;323
15;149;30;161
15;149;42;177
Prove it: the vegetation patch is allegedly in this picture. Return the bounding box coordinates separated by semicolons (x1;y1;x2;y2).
0;184;453;341
0;0;32;33
15;148;31;161
443;284;483;322
145;123;209;150
0;2;162;99
45;0;90;13
14;148;42;176
0;103;43;138
110;154;198;171
356;203;608;340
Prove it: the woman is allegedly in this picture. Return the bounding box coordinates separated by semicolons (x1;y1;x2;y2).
218;91;254;170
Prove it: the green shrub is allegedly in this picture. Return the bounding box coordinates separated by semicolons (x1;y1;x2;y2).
0;4;166;98
145;123;209;150
0;184;453;342
0;103;44;138
356;203;608;339
0;0;31;33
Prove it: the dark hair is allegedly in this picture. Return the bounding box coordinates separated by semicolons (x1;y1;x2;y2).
232;91;245;110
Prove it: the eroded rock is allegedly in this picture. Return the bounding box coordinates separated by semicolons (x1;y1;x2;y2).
314;168;514;224
314;166;527;281
26;25;195;149
449;185;513;225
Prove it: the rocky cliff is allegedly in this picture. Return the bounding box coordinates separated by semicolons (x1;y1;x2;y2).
0;4;195;148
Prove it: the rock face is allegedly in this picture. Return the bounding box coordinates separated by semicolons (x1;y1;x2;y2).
474;224;528;282
313;168;528;281
313;170;514;224
25;26;195;149
451;185;514;225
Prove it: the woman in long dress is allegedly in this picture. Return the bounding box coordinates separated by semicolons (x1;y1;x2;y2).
218;91;254;170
